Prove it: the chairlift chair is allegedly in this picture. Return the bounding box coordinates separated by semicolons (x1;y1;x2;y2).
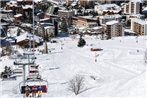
13;68;23;76
30;65;39;69
20;79;48;94
27;74;41;80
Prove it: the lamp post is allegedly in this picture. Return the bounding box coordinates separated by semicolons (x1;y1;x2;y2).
32;0;35;52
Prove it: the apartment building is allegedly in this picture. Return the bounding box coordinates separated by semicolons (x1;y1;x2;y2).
131;18;147;35
124;0;142;14
106;20;122;38
76;16;97;27
58;10;74;26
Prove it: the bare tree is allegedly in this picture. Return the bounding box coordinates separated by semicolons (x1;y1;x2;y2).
68;75;85;95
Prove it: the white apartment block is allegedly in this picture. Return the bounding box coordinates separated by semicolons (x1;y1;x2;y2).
124;0;142;14
131;18;147;35
106;20;122;38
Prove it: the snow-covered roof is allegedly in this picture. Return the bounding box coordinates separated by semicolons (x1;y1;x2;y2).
14;14;22;18
92;26;103;30
143;7;147;11
79;16;97;20
106;20;118;25
130;0;142;2
6;1;17;7
99;14;122;19
96;4;121;13
44;26;54;29
40;18;50;22
124;29;136;34
22;5;33;9
16;32;42;43
71;1;77;6
131;18;147;25
34;0;43;3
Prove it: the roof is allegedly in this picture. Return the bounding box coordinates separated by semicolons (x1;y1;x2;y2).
14;14;22;17
131;18;147;25
124;29;136;34
16;32;42;43
106;20;118;25
143;7;147;12
58;10;74;13
22;5;33;9
130;0;142;2
6;1;17;7
96;4;121;13
78;16;97;20
99;14;122;19
44;26;54;29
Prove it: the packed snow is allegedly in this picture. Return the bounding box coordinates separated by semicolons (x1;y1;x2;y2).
0;35;146;98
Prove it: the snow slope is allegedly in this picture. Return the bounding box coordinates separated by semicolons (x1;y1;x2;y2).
0;35;146;98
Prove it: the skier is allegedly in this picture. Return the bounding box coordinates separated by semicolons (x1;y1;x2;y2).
37;85;42;97
32;85;38;97
25;85;31;97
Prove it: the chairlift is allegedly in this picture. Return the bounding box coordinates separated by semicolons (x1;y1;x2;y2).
29;70;39;75
27;74;41;80
13;68;23;76
30;65;39;69
30;65;39;70
19;79;48;94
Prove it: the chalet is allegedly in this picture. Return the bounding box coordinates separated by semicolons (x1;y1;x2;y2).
16;32;43;48
75;16;97;27
37;20;55;40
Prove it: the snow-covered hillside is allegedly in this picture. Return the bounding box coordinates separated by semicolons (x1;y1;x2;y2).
0;35;146;98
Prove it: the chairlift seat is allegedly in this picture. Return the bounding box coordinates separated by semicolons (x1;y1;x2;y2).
13;69;23;74
20;85;47;94
29;70;39;74
30;65;39;69
27;74;41;80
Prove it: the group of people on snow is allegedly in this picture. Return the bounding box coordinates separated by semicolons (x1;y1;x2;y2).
25;85;43;97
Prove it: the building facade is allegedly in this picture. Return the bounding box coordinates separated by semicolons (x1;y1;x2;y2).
76;16;97;27
124;0;142;14
131;18;147;35
106;20;122;38
58;10;74;26
98;15;122;25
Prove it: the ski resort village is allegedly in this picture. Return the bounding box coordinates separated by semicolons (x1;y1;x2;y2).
0;0;147;98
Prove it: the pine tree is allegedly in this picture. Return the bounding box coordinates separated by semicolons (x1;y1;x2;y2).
77;37;86;47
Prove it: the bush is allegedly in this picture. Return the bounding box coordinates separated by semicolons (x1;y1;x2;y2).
78;38;86;47
68;75;85;95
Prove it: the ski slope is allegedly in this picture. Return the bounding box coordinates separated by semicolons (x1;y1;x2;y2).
0;35;146;98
